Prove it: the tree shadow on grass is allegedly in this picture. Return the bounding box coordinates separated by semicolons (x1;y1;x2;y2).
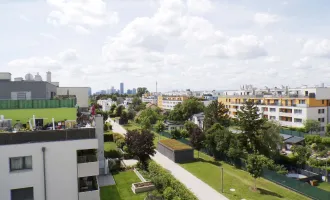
181;158;222;167
258;188;283;198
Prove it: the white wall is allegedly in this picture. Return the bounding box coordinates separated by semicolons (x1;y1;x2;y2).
0;139;98;200
78;162;99;177
57;87;89;108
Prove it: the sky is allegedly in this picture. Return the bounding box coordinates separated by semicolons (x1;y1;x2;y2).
2;0;330;93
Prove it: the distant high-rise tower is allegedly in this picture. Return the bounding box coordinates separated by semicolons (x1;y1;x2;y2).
132;88;137;95
120;83;124;94
46;71;51;83
156;81;158;94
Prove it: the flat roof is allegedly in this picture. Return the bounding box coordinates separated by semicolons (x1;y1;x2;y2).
159;139;192;151
0;128;96;146
284;136;304;144
280;134;293;140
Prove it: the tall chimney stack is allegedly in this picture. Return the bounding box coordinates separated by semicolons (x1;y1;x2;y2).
46;71;51;83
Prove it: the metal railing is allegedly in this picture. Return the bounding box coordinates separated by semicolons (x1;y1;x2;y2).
77;155;97;163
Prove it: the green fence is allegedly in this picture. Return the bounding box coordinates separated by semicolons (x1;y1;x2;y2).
280;129;307;137
263;169;330;200
0;99;76;109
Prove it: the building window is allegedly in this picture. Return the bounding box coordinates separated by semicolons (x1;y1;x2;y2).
322;100;325;104
299;100;306;104
294;118;302;123
11;187;34;200
270;108;276;112
318;109;325;114
269;116;276;120
9;156;32;171
321;126;325;131
294;109;302;114
318;118;325;122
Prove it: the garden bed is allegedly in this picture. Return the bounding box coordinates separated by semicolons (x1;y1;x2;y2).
131;181;155;194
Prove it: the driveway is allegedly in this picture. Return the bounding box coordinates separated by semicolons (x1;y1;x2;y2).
107;118;127;135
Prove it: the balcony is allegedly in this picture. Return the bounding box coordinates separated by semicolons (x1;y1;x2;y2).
279;121;293;127
79;176;99;200
78;155;98;177
279;112;292;117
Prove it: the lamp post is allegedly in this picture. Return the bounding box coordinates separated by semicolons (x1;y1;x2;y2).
221;167;224;193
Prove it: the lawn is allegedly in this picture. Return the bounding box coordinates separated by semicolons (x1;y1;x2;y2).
0;108;76;123
100;170;147;200
122;121;141;131
104;142;117;151
181;152;311;200
317;181;330;192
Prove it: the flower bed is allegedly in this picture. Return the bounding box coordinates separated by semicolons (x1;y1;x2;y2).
131;181;155;194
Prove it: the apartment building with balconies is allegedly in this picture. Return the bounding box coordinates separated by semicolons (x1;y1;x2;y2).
157;95;189;110
0;128;101;200
219;85;330;134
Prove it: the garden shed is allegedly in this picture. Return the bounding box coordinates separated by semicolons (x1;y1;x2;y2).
157;139;194;163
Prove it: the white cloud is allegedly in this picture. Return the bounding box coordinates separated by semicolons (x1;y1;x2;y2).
58;49;79;62
292;57;312;69
19;14;31;22
202;35;267;59
254;12;280;26
46;0;119;32
8;57;61;70
74;25;91;35
265;56;280;63
301;39;330;58
40;33;58;40
186;0;213;13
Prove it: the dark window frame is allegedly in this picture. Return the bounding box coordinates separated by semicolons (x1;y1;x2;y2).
11;187;34;200
9;156;32;172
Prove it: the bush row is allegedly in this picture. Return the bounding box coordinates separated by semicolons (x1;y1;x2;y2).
305;135;330;146
147;161;198;200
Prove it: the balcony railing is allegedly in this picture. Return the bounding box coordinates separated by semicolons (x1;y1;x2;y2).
79;176;98;193
78;155;97;164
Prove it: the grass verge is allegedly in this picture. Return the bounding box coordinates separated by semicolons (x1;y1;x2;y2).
100;170;147;200
317;181;330;192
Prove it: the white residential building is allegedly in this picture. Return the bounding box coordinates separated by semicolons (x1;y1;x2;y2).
191;112;204;129
97;99;116;112
142;96;158;105
0;117;105;200
219;85;330;134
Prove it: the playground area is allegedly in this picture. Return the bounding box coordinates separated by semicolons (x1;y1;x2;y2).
0;108;77;124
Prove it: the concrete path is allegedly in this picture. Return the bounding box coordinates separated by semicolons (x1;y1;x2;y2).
107;118;127;135
109;119;228;200
151;152;228;200
98;174;115;187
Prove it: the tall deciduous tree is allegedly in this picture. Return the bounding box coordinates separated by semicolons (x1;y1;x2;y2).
237;100;266;154
204;123;232;157
169;98;204;121
247;154;268;190
137;87;149;97
115;105;124;117
170;129;182;140
326;124;330;137
304;119;321;134
110;104;116;114
125;129;155;168
291;145;312;166
154;120;165;134
190;127;205;158
184;121;198;135
203;101;230;131
258;121;283;158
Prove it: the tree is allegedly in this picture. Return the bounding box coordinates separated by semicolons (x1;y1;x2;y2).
257;121;283;158
180;129;189;138
247;154;268;190
170;129;182;140
125;129;155;168
227;134;244;159
168;98;204;121
203;101;230;131
190;127;205;158
304;119;321;134
204;123;232;158
154;120;165;133
132;97;145;111
326;124;330;136
137;87;149;97
110;104;116;114
120;111;129;124
184;121;197;135
237;100;266;154
291;145;312;166
140;117;152;130
115;105;124;117
137;108;159;124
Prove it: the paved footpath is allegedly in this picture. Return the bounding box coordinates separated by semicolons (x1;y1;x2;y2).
109;119;228;200
151;152;228;200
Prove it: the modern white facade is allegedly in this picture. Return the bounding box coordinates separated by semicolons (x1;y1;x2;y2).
0;121;104;200
97;99;116;112
220;85;330;134
191;113;204;129
142;96;158;105
57;87;89;108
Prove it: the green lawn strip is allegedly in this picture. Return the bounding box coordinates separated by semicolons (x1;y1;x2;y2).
100;170;147;200
104;142;117;151
181;151;310;200
0;108;76;123
317;181;330;192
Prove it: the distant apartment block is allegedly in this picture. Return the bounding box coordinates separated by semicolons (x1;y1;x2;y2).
219;85;330;134
142;95;158;105
157;95;188;110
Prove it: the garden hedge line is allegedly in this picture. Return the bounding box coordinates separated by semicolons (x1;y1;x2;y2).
148;161;198;200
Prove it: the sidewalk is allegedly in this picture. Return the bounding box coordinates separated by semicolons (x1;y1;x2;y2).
151;152;228;200
109;120;228;200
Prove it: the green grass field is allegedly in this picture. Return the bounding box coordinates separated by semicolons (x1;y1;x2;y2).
104;142;117;151
100;170;147;200
0;108;76;123
317;181;330;192
181;152;310;200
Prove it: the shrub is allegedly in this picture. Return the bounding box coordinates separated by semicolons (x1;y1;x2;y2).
104;134;114;142
296;127;306;133
305;135;322;145
113;133;125;141
108;158;121;171
104;123;109;131
321;137;330;147
164;187;175;200
116;138;126;149
104;150;122;159
148;161;198;200
108;124;112;130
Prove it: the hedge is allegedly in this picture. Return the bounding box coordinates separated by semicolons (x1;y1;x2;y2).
113;132;125;141
104;134;114;142
148;161;198;200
